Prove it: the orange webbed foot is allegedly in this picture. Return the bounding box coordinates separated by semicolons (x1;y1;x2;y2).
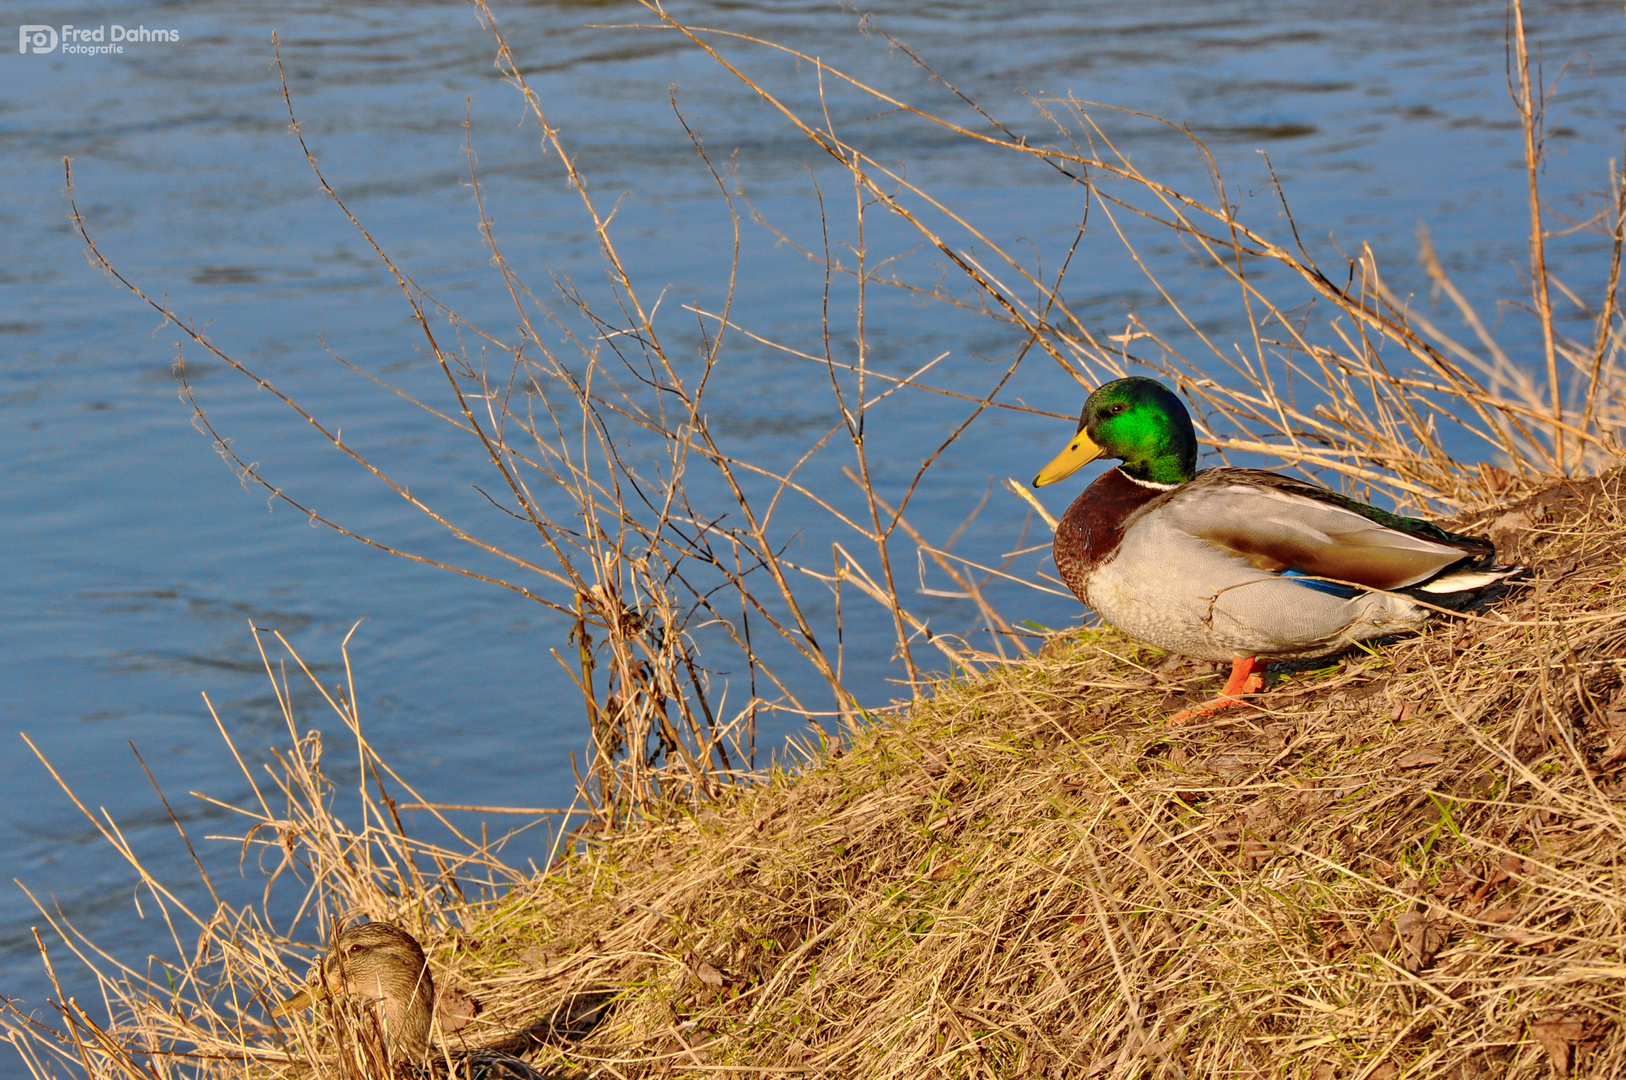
1166;656;1266;726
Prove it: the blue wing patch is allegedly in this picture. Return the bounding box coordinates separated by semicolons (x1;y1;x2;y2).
1280;568;1364;598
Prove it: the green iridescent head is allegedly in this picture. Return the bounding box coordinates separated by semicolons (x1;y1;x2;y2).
1032;377;1198;487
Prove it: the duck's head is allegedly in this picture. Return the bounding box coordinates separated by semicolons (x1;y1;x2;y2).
274;921;436;1063
325;922;436;1060
1032;376;1197;488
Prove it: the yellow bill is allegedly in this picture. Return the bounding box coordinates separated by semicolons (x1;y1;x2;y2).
270;987;314;1017
1032;429;1104;487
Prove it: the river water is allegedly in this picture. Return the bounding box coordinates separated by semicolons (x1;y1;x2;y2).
2;0;1624;1068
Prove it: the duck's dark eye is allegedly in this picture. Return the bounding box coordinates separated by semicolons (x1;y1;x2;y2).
1107;404;1127;416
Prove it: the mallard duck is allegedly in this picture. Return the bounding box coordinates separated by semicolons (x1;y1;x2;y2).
1032;377;1517;723
274;921;561;1080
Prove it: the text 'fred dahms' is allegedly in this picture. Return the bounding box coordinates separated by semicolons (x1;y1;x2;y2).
18;24;181;56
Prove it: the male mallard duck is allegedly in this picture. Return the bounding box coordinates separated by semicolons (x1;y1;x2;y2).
1033;377;1517;722
275;921;561;1080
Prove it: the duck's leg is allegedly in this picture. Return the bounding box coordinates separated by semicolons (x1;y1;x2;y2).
1166;656;1266;725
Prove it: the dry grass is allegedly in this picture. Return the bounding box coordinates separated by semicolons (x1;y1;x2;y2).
11;470;1626;1079
2;627;548;1080
432;471;1626;1080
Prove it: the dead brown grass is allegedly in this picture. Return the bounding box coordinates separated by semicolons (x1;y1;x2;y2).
435;470;1626;1080
13;470;1626;1079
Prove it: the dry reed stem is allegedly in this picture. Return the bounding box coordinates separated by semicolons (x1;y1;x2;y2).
644;5;1626;509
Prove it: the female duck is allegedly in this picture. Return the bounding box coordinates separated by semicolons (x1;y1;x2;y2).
1033;377;1515;721
276;921;561;1080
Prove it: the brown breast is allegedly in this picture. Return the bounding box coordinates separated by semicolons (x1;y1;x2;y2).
1053;467;1171;603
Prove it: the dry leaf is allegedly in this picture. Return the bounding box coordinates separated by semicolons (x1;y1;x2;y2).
1369;919;1396;954
1396;746;1446;768
1395;910;1448;972
1478;901;1519;923
696;961;726;988
1531;1016;1585;1076
434;986;480;1032
1478;463;1513;494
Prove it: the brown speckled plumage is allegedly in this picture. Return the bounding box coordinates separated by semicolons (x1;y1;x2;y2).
319;922;559;1080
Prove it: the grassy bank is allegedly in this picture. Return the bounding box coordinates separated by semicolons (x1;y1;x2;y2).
8;488;1626;1080
364;469;1626;1080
